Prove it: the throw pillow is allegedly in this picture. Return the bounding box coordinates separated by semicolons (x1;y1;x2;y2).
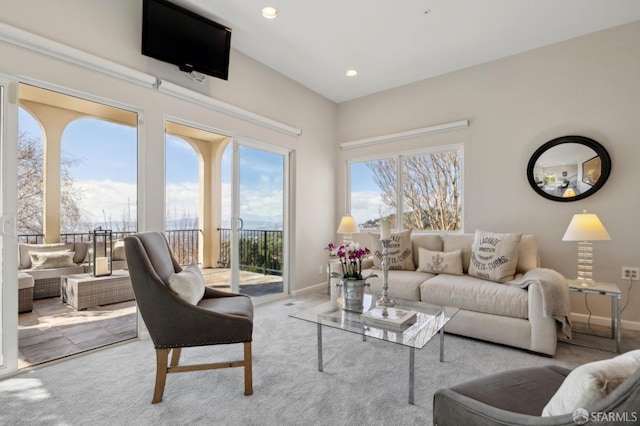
29;250;76;269
542;349;640;416
468;230;522;283
168;264;206;305
416;248;463;275
370;229;415;270
19;243;74;269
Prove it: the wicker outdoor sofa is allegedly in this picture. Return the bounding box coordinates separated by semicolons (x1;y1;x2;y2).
18;240;128;300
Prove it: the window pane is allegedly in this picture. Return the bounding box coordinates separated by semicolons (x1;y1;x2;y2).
402;150;462;231
349;159;397;229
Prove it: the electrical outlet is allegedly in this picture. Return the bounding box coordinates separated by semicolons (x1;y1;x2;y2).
621;267;639;280
318;265;325;275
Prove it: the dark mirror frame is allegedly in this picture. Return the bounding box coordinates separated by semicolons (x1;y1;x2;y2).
527;135;611;202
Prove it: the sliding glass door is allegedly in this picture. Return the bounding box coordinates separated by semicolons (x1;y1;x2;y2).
0;78;19;375
227;139;288;297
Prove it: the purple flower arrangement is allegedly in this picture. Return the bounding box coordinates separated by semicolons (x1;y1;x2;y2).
326;242;375;281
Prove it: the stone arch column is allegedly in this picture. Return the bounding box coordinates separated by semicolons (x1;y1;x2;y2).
19;101;84;243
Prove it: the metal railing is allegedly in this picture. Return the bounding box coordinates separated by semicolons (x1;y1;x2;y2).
18;229;202;266
18;228;283;274
218;228;283;276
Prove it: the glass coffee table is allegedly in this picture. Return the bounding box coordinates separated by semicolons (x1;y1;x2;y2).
290;294;458;404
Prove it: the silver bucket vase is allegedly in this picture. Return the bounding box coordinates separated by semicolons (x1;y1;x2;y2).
337;279;369;313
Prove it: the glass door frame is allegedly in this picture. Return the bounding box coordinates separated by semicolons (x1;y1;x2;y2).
230;137;291;297
0;75;19;377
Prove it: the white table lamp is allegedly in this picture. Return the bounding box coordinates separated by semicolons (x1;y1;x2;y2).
337;215;359;244
562;210;611;286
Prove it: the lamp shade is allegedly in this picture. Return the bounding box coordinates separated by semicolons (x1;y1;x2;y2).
337;215;359;234
562;212;611;241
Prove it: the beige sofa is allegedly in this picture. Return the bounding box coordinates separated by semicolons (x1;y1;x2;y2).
331;232;569;356
18;240;128;299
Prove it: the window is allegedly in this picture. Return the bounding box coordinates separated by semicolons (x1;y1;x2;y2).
349;146;462;232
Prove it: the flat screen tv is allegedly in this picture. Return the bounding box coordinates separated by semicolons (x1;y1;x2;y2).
142;0;232;80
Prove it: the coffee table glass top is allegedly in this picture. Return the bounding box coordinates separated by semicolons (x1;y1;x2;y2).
291;294;458;350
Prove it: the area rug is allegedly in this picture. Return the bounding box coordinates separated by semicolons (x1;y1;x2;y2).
0;293;614;425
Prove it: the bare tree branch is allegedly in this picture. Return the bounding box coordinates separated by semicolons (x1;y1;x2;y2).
366;150;461;231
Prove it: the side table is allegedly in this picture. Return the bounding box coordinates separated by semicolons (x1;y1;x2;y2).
567;279;622;353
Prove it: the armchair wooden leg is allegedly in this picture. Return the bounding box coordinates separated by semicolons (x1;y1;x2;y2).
153;348;169;404
170;348;181;367
244;342;253;396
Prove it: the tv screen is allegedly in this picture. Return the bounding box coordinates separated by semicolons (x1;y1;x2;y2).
142;0;232;80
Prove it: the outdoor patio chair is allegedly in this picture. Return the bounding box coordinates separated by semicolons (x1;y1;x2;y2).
124;231;254;403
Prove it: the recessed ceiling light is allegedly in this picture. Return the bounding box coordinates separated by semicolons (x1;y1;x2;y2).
262;6;279;19
345;69;358;77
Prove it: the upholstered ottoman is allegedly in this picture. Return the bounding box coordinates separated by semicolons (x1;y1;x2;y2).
18;272;35;313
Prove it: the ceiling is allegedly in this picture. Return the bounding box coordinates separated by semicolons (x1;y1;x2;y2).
174;0;640;103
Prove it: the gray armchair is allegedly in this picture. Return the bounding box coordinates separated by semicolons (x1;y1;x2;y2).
433;364;640;425
124;232;254;403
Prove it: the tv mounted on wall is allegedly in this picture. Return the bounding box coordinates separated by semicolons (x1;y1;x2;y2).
142;0;232;80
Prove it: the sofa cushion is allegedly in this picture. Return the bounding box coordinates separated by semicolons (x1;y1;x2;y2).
113;239;126;261
416;248;463;275
420;274;528;319
18;272;35;290
517;235;538;273
370;229;415;270
442;234;475;273
19;243;74;269
72;242;89;264
542;349;640;416
23;265;85;280
362;268;433;301
411;234;443;268
468;230;522;283
168;264;205;305
29;250;76;269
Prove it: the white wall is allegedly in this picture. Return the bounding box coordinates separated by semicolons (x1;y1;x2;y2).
0;0;337;293
337;20;640;324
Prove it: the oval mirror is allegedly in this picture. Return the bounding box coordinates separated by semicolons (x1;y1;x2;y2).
527;136;611;202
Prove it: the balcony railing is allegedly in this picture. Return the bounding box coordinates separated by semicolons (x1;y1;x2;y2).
218;228;283;276
17;228;283;276
18;229;202;267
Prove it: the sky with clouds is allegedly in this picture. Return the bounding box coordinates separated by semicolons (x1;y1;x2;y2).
19;108;286;232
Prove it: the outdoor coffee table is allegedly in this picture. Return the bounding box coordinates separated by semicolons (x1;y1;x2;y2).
291;294;458;404
60;270;134;310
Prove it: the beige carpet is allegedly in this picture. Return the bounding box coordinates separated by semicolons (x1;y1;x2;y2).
1;292;635;426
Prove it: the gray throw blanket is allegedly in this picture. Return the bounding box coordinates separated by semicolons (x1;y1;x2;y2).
508;268;572;339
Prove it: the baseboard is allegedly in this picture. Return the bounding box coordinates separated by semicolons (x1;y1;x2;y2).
291;281;327;297
571;312;640;331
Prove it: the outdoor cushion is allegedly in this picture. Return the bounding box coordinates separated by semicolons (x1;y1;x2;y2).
29;250;76;269
23;265;85;280
19;243;73;269
420;274;528;319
